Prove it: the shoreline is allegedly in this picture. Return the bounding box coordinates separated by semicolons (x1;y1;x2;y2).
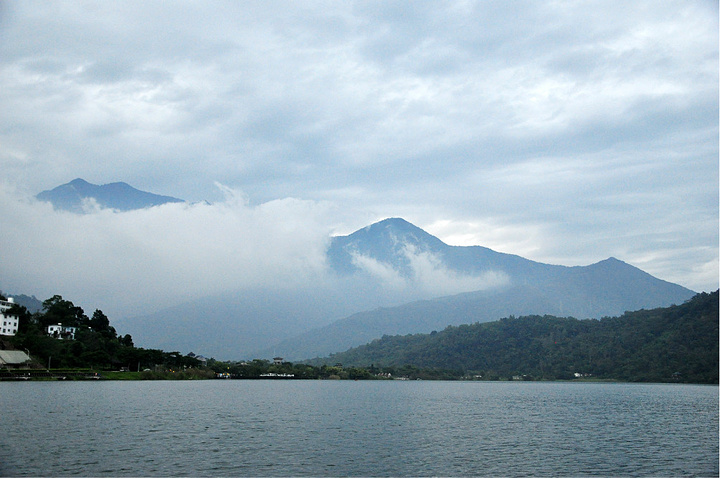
2;369;715;385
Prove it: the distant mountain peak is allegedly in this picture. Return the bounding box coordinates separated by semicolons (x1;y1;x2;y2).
68;178;90;187
36;178;184;213
352;218;444;244
327;218;449;276
366;217;416;230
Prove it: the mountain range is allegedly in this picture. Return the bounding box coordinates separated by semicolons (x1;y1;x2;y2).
36;178;184;212
30;180;696;360
124;217;693;361
264;218;695;359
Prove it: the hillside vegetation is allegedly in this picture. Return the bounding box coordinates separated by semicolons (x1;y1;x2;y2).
313;291;718;383
3;295;202;373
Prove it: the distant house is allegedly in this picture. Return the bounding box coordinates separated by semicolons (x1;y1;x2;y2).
273;357;283;365
188;352;208;366
0;297;19;337
47;324;77;340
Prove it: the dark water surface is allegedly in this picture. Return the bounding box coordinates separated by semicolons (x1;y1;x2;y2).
1;380;717;476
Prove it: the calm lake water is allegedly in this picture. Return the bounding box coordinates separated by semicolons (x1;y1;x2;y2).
1;380;717;477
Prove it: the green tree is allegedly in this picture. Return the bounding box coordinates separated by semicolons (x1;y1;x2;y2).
40;295;88;328
119;334;134;347
90;309;116;339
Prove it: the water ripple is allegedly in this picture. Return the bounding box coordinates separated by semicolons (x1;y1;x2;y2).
0;381;716;476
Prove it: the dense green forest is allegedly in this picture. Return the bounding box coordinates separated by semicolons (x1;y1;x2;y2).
311;291;719;383
3;294;202;372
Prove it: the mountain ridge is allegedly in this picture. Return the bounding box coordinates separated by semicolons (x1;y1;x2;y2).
36;178;184;212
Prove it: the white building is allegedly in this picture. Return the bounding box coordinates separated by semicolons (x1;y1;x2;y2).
47;324;77;340
0;297;19;336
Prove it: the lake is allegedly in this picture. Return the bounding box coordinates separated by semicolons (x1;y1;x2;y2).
1;380;717;477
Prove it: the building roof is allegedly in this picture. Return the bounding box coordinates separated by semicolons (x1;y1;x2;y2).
0;350;31;365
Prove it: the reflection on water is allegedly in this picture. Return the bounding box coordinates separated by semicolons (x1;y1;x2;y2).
1;381;717;476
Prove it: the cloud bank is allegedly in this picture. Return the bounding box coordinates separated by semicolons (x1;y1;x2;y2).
0;184;508;318
0;184;335;316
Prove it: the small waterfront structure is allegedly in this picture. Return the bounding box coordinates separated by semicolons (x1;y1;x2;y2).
0;350;31;367
0;298;19;336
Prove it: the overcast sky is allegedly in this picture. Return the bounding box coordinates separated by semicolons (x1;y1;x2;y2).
0;1;717;317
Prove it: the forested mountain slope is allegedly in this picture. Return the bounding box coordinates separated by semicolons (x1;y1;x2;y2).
313;291;718;383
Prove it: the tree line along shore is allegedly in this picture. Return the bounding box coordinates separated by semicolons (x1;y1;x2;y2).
1;291;717;383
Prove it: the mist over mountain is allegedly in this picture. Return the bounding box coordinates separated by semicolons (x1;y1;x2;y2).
36;178;184;212
117;217;694;360
328;218;544;279
121;284;399;361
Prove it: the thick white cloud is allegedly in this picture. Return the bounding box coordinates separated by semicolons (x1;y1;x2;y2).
0;0;717;304
0;183;334;316
349;244;509;298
